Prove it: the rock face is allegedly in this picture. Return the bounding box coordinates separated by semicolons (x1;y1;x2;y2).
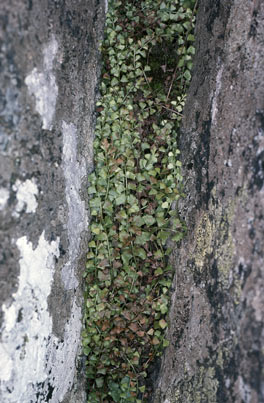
153;0;264;402
0;1;104;402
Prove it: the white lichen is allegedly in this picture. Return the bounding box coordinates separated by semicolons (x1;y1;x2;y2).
61;121;88;290
12;179;38;216
0;232;59;401
25;36;58;130
211;65;224;124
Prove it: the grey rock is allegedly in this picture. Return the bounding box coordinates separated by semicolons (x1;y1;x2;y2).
153;0;264;402
0;1;105;402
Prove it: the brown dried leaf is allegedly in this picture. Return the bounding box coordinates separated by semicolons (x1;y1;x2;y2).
101;321;110;332
101;138;109;149
120;338;127;347
113;260;122;269
152;336;160;345
99;259;109;268
147;328;154;336
115;158;124;165
129;322;138;333
122;310;132;321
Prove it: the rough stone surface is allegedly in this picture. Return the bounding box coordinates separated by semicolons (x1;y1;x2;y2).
153;0;264;402
0;1;105;402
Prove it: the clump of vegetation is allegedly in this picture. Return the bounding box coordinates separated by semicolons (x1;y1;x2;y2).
83;0;197;401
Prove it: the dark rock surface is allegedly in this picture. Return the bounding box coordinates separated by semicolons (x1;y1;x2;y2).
153;0;264;402
0;0;105;401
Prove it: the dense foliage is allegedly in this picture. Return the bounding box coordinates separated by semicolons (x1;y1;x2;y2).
83;0;196;401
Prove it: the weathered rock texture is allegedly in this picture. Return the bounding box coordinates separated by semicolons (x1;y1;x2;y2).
153;0;264;402
0;1;105;402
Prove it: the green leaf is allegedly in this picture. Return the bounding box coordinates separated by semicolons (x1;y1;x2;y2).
135;247;147;260
160;304;168;314
187;34;195;41
158;231;170;244
183;70;191;81
128;204;140;213
154;249;163;259
141;142;150;150
89;198;101;208
88;186;97;194
133;216;145;227
127;194;137;205
143;215;156;226
96;377;104;388
97;367;107;375
137;173;145;182
172;232;184;241
91;226;101;235
159;319;167;329
121;251;133;265
116;194;126;205
161;201;169;209
154;267;163;276
187;46;195;55
111;77;119;86
135;232;151;244
108;382;121;402
88;240;96;248
84;346;91;355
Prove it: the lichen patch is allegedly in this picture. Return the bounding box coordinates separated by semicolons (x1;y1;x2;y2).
12;178;38;216
25;36;58;130
61;121;88;290
0;232;59;401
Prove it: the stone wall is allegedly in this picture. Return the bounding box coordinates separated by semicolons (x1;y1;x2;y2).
0;1;105;402
153;0;264;402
